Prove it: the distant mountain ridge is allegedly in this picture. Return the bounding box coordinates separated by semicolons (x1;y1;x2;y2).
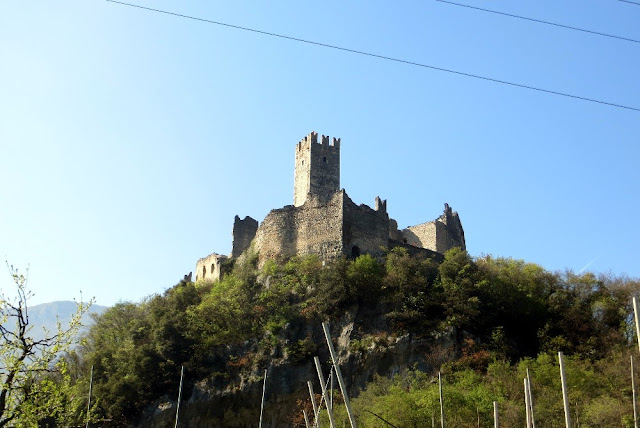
24;301;107;341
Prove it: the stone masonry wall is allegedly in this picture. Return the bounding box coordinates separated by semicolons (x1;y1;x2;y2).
295;192;343;257
195;253;228;282
254;192;344;266
440;203;466;251
388;218;404;242
402;221;438;251
253;206;298;264
255;191;396;266
401;204;466;254
231;215;259;258
342;194;390;258
254;192;464;267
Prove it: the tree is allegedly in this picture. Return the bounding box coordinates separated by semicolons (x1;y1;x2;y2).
0;264;92;426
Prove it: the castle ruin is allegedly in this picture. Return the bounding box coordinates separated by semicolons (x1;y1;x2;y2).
195;132;465;281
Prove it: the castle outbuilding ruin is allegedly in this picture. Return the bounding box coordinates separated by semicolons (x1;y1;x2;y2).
195;132;465;282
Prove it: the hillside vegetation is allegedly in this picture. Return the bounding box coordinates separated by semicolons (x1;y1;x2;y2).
20;248;640;426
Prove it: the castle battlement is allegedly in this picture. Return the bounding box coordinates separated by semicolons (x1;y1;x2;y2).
296;132;340;151
375;196;387;213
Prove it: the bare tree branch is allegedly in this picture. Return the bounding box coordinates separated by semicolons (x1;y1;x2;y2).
0;262;93;425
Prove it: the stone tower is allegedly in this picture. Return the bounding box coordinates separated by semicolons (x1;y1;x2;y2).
293;131;341;207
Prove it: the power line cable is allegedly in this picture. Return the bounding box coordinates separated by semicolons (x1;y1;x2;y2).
106;0;640;113
436;0;640;45
618;0;640;6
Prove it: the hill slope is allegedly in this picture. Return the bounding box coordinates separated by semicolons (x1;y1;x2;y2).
73;248;639;426
16;248;640;427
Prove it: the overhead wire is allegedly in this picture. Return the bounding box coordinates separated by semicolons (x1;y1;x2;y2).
435;0;640;45
618;0;640;5
105;0;640;113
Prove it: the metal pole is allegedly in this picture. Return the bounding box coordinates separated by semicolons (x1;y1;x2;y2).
304;409;311;428
524;378;531;428
633;355;638;428
85;365;93;428
322;322;357;428
493;401;498;428
634;297;640;354
259;369;267;428
317;375;333;415
558;352;572;428
174;366;184;428
314;356;337;428
527;368;536;428
330;366;334;412
308;380;320;427
439;371;445;428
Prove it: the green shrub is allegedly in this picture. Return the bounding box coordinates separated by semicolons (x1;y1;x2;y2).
286;337;317;364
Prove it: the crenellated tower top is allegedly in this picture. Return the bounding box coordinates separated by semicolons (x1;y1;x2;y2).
294;131;341;207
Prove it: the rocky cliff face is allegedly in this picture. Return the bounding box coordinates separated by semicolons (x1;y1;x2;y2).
139;303;457;427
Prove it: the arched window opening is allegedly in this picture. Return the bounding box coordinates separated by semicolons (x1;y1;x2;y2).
211;264;215;274
323;156;327;163
351;246;361;258
202;266;206;278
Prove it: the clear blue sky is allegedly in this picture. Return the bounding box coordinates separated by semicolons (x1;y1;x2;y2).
1;0;638;306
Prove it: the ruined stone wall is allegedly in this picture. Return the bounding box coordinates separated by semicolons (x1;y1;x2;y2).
253;206;298;264
342;194;390;258
231;215;259;258
388;218;404;242
254;192;344;266
293;132;340;207
295;192;343;257
401;204;466;254
195;253;228;282
402;221;438;251
440;203;466;251
255;191;398;265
